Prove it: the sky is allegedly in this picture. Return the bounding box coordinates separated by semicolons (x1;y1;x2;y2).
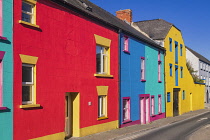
89;0;210;60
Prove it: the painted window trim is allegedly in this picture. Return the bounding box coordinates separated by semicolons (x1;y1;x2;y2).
21;0;38;27
0;0;2;36
151;95;155;116
123;36;130;53
180;44;183;56
169;38;172;52
19;54;39;107
122;97;131;123
94;34;112;77
141;57;146;81
169;63;172;76
98;95;107;119
158;52;162;82
158;94;162;113
0;51;5;108
175;41;178;64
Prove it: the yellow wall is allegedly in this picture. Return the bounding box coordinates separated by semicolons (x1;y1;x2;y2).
164;26;205;117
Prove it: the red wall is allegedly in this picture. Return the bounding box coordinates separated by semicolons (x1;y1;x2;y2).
14;0;119;139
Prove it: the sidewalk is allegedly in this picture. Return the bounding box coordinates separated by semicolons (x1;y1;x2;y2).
69;108;210;140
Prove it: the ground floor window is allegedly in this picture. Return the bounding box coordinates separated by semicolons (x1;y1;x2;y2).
158;95;162;113
98;95;107;118
123;97;130;122
151;96;155;115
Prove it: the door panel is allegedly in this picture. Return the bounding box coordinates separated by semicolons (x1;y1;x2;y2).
173;91;179;116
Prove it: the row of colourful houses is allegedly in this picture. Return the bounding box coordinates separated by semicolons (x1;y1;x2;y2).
0;0;206;140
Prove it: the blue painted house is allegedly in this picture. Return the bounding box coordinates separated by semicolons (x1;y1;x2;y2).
0;0;13;139
116;9;165;127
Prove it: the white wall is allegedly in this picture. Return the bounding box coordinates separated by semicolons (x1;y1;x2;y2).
186;48;199;76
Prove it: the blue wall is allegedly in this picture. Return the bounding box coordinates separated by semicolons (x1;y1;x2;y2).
120;34;145;125
0;0;13;140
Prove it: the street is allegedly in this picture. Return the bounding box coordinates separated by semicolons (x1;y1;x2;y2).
119;112;210;140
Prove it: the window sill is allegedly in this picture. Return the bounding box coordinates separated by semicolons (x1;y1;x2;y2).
0;107;8;110
151;115;156;117
97;116;108;120
94;74;113;78
0;36;8;40
141;79;146;82
122;120;132;124
20;104;41;109
158;80;162;83
158;112;162;115
19;20;40;28
123;50;130;54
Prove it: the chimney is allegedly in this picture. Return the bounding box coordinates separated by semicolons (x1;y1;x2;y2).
116;9;132;23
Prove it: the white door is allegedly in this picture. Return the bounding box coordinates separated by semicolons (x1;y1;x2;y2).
140;98;145;124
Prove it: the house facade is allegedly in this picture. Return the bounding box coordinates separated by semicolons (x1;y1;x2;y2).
13;0;119;139
0;0;13;140
134;19;205;117
116;10;165;128
186;47;210;104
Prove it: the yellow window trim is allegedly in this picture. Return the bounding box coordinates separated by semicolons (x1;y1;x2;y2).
97;117;108;120
96;86;109;96
94;74;113;78
20;104;41;108
94;34;111;47
19;20;40;28
24;0;37;5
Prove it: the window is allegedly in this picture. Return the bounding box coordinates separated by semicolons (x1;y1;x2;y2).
96;45;109;75
180;67;183;78
167;92;170;102
175;65;178;86
201;75;203;80
22;64;34;104
203;63;205;71
158;95;162;113
98;95;107;118
169;38;172;52
123;97;130;122
175;41;178;64
21;0;36;24
19;54;40;108
123;36;129;53
180;44;183;56
141;57;146;81
0;60;2;106
200;62;203;69
0;0;2;36
206;65;208;71
182;90;185;100
151;96;155;115
158;51;161;82
209;77;210;86
94;34;112;77
170;64;172;76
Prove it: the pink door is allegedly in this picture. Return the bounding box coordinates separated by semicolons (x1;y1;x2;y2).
140;94;150;124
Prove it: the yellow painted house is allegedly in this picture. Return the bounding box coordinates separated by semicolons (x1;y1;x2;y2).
134;19;205;117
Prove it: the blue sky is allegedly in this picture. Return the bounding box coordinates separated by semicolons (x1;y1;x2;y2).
89;0;210;60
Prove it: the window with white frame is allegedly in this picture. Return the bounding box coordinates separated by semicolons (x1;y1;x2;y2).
158;51;161;82
209;77;210;86
151;96;155;115
22;64;34;104
0;0;2;36
141;57;145;81
22;0;36;24
206;65;208;71
96;45;109;74
203;63;205;70
200;62;202;69
123;36;129;52
123;98;130;122
158;95;162;113
98;95;107;118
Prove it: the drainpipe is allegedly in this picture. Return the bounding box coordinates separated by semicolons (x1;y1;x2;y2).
118;29;122;128
164;48;166;118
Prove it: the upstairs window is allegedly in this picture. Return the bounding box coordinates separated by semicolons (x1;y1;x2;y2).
0;0;2;36
158;51;161;82
180;44;183;56
96;45;109;75
170;64;172;76
22;0;36;24
180;67;183;78
175;41;178;64
141;57;146;81
200;62;203;69
182;90;185;100
123;36;129;53
169;38;172;52
167;92;170;102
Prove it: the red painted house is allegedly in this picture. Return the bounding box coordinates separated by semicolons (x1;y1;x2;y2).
13;0;119;139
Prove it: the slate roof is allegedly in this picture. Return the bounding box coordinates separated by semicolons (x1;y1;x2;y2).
186;46;210;64
134;19;179;40
50;0;164;50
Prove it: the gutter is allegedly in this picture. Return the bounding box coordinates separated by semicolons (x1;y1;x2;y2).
118;29;122;128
